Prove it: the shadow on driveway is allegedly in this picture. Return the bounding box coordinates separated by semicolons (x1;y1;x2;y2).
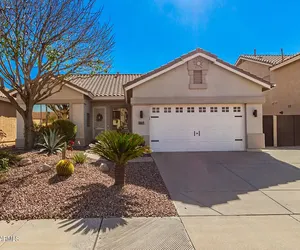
152;150;300;215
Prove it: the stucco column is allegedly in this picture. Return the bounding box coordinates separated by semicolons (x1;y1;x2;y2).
16;103;25;148
273;115;278;147
246;104;265;149
132;105;150;145
70;103;85;146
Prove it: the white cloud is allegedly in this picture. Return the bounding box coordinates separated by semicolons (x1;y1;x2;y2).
155;0;223;28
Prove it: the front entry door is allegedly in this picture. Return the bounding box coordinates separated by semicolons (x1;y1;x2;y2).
93;107;106;138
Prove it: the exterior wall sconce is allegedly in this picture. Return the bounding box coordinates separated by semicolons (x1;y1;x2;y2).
140;110;143;119
253;109;258;117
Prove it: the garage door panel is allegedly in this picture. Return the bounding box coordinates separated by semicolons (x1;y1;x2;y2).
151;140;244;152
150;104;245;152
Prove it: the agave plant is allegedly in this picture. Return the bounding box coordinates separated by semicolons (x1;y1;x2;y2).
90;130;151;186
37;129;65;155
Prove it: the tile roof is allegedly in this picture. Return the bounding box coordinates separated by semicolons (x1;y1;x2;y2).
237;55;295;65
124;48;271;89
270;52;300;69
68;74;142;97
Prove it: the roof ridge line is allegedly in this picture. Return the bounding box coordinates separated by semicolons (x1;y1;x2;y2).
70;73;143;76
241;54;294;56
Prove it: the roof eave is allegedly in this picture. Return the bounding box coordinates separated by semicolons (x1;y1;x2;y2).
235;57;273;67
125;51;271;91
214;60;271;89
92;96;124;101
124;50;217;91
270;54;300;71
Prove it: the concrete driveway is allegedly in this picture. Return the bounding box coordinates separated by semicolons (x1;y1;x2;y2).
153;149;300;249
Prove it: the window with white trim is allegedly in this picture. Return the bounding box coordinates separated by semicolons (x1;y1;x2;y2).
199;107;206;113
164;107;171;113
210;107;218;113
187;107;195;113
152;107;160;113
233;107;241;113
194;70;203;84
222;107;229;113
175;107;183;113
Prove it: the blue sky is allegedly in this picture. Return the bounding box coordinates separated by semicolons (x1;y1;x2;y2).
99;0;300;74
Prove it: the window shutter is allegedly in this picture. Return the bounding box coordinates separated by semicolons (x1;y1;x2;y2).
194;70;202;84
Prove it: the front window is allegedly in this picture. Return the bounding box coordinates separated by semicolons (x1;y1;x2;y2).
112;108;128;131
33;104;70;126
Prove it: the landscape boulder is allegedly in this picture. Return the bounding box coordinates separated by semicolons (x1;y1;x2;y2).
18;158;32;166
37;163;52;173
99;163;109;173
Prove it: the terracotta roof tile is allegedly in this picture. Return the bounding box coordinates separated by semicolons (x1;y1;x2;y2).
68;74;142;97
237;54;294;65
272;52;300;67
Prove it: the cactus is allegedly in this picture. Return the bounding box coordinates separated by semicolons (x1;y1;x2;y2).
56;160;74;176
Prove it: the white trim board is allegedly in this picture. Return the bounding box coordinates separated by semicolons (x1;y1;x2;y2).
92;96;124;101
214;61;271;89
9;83;92;97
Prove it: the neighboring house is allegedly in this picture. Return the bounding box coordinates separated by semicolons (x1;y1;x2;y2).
32;112;48;125
236;52;300;147
16;48;270;152
0;92;16;145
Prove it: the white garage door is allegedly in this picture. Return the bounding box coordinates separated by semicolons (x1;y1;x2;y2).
150;104;245;152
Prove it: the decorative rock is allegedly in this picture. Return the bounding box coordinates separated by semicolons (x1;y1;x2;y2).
0;175;8;184
18;158;32;166
99;163;109;172
37;163;52;173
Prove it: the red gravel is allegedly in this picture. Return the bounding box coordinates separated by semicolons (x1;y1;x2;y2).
0;151;177;220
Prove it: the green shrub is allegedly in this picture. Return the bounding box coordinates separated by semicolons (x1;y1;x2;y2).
56;159;74;176
90;131;151;186
0;151;21;165
52;119;77;143
37;129;65;155
72;152;87;164
33;124;53;144
0;158;9;172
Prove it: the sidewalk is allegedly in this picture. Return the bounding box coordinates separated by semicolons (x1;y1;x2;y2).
0;217;194;250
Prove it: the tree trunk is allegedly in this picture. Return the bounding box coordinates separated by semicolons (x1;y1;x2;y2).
114;164;125;186
24;106;34;150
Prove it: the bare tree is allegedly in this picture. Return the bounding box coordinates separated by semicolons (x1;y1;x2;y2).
0;0;114;149
47;104;70;120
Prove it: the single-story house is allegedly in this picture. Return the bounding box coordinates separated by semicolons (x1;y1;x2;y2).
236;52;300;147
0;92;16;145
16;48;271;152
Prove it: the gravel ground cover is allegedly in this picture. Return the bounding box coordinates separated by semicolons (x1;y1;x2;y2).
0;151;176;220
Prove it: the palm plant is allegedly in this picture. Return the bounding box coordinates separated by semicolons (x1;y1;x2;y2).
90;131;150;186
37;129;65;155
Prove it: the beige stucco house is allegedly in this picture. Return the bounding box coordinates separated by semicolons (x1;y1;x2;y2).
0;92;16;145
236;52;300;147
16;48;270;152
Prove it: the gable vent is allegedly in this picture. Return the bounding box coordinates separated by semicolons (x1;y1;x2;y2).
194;70;202;84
